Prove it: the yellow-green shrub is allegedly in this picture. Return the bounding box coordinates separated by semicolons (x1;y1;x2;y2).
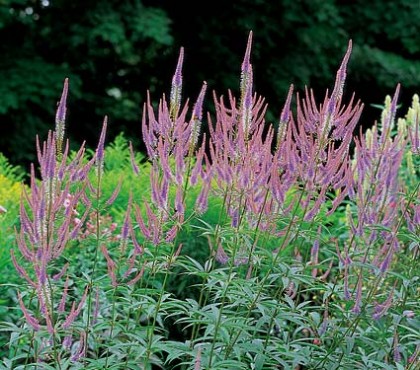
0;155;25;281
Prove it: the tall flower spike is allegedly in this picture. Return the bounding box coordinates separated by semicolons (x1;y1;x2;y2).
241;31;253;80
55;78;69;157
277;84;294;148
18;292;40;331
381;84;400;139
328;40;352;116
241;69;253;135
279;84;294;125
170;47;184;121
95;116;108;170
406;94;420;154
189;82;208;149
192;82;207;121
372;286;395;319
240;31;253;134
62;286;89;329
129;142;140;175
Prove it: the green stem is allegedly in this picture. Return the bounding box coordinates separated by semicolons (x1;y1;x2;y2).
84;168;102;363
244;188;270;279
104;285;119;369
223;185;307;359
207;191;247;368
189;189;229;345
143;242;179;368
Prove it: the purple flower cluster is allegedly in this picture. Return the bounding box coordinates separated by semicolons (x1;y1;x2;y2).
13;81;95;334
348;86;406;271
12;32;417;361
139;33;373;272
138;48;209;245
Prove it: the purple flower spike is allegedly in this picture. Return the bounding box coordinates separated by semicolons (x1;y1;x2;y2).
11;250;36;288
95;116;108;169
216;244;229;265
190;82;208;148
56;78;68;125
58;276;69;312
18;292;41;331
279;84;294;125
241;68;253;133
170;47;184;120
195;182;210;214
121;194;132;241
62;286;89;329
241;31;253;75
55;78;69;155
62;335;72;350
101;245;117;287
351;277;362;314
129;142;140;175
70;331;86;362
172;47;184;89
192;82;207;122
372;289;394;320
334;40;352;98
328;40;352;115
379;250;393;274
52;262;68;281
240;31;254;134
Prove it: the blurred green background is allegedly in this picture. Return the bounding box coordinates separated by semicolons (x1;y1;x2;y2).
0;0;419;168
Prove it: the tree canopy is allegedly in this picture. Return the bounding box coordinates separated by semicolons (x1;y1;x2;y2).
0;0;418;166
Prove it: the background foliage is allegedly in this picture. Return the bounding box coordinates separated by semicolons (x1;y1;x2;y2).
0;0;419;167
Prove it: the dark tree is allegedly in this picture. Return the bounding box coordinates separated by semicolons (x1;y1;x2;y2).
0;0;418;166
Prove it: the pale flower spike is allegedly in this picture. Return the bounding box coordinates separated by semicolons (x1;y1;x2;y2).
55;78;69;156
386;83;401;134
240;31;254;134
192;81;207;122
328;40;352;115
56;78;68;125
241;30;253;76
95;116;108;169
190;81;208;149
279;84;294;125
170;47;184;120
18;292;41;331
277;84;294;148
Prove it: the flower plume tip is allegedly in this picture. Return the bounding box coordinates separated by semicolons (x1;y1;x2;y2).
242;31;253;73
173;47;184;87
56;78;69;124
